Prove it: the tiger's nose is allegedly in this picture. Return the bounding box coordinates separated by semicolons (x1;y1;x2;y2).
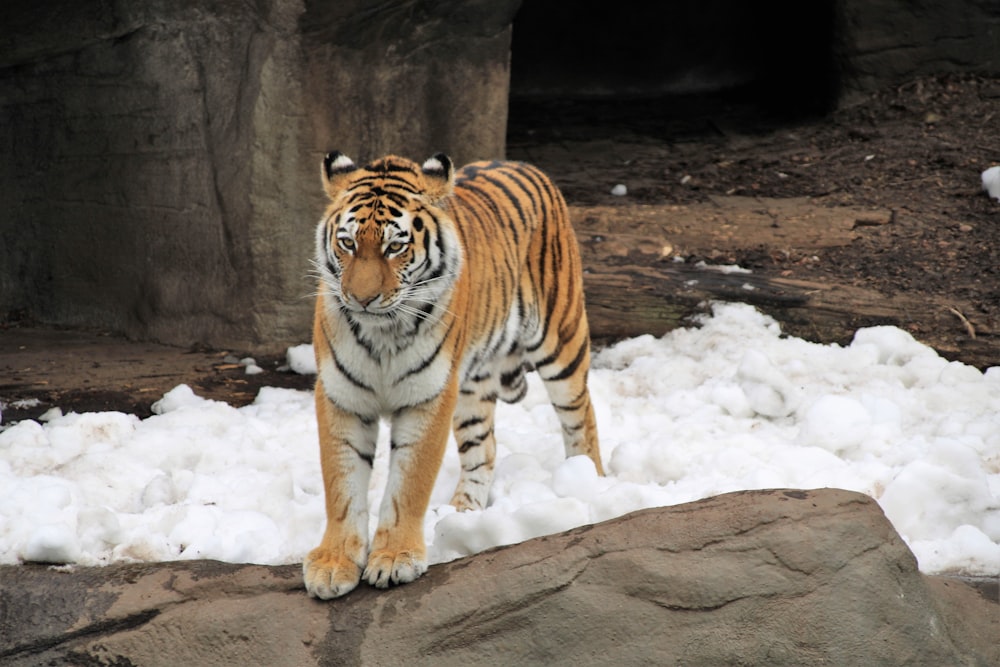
356;294;378;308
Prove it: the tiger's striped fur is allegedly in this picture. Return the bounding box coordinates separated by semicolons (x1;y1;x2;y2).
302;152;602;600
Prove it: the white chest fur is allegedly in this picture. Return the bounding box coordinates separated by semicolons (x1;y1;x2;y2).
319;315;453;417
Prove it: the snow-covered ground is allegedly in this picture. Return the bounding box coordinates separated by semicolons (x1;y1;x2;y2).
1;303;998;575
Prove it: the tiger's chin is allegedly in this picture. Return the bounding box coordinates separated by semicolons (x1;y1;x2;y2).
348;304;395;318
336;296;397;318
339;300;415;334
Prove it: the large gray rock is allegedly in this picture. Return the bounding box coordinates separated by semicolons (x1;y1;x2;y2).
0;0;518;351
1;489;996;666
838;0;1000;97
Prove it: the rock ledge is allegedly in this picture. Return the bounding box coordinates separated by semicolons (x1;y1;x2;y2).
1;489;996;666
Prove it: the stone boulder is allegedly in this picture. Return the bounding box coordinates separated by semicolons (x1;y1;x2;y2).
1;488;996;666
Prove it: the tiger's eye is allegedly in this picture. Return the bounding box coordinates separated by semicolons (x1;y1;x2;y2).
386;241;404;255
339;238;355;251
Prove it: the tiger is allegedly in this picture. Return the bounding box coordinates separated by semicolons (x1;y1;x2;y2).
302;152;603;600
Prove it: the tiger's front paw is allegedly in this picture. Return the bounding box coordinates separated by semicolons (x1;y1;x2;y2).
363;548;428;589
303;547;363;600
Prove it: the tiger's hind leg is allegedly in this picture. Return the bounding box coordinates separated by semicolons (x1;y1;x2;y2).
449;388;498;511
536;334;604;475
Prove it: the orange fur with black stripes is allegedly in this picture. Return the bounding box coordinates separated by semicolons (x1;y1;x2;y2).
302;152;602;599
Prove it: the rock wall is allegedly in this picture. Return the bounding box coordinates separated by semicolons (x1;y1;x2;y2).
838;0;1000;98
0;0;518;351
1;489;997;666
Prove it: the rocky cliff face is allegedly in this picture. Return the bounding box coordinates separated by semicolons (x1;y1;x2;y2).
2;489;996;666
0;0;518;350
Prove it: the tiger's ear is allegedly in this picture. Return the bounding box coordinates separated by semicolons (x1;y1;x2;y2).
421;153;454;204
321;151;358;200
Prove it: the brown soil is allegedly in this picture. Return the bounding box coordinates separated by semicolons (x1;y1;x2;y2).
0;329;314;422
2;73;998;425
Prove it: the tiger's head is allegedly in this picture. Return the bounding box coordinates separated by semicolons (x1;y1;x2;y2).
315;153;462;326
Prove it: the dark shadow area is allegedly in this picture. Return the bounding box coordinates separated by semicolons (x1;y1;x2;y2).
508;0;840;143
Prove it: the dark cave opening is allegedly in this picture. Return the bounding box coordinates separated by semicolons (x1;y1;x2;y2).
508;0;841;141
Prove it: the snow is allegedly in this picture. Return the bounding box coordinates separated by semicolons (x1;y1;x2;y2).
285;343;318;375
693;261;753;275
982;165;1000;201
1;302;998;576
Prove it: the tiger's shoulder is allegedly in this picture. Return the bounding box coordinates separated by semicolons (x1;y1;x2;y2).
448;159;570;242
454;159;554;188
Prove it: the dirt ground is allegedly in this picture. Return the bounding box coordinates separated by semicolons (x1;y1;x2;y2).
2;73;998;425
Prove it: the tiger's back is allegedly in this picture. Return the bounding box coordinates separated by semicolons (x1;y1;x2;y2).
449;160;594;404
303;153;601;601
444;159;602;508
